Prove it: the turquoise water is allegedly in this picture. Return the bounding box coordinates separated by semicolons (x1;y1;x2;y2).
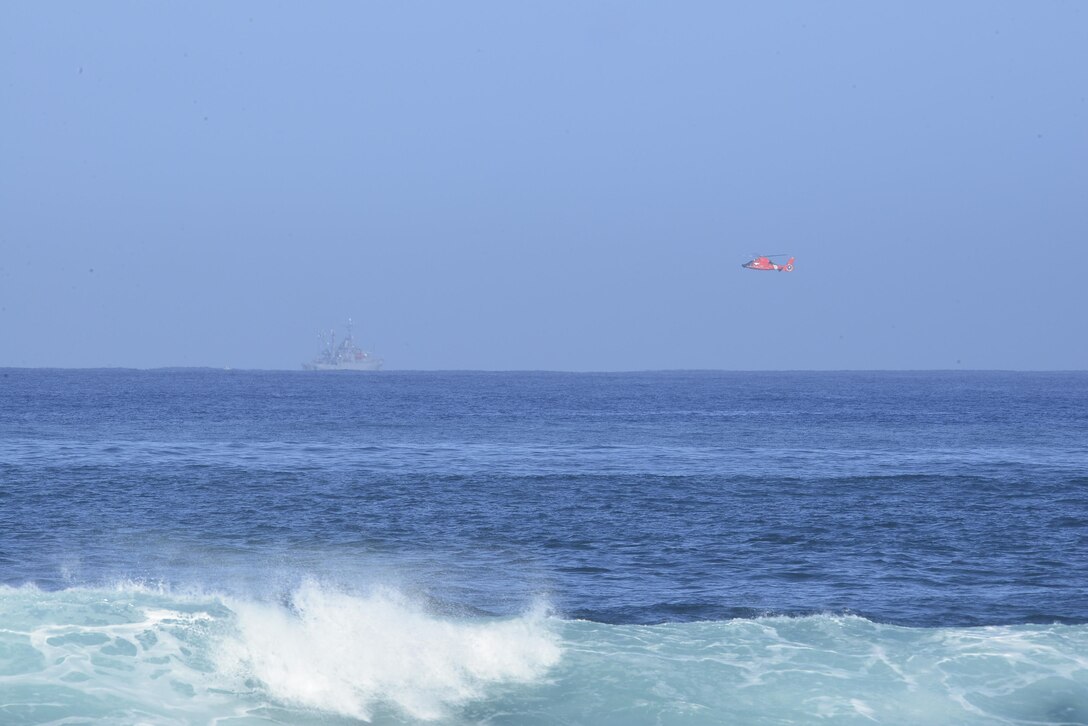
2;370;1087;723
1;584;1085;724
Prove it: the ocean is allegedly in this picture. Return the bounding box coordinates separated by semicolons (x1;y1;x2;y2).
1;369;1086;724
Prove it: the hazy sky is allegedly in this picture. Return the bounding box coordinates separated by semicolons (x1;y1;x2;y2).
2;2;1086;370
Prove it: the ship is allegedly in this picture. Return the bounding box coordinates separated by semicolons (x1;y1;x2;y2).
302;319;383;371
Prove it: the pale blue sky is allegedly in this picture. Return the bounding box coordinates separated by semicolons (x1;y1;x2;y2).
2;2;1085;369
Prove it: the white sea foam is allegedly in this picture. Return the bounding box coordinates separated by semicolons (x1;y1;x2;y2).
215;581;561;721
1;586;1086;725
0;582;560;724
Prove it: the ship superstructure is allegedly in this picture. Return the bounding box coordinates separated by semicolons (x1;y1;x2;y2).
303;319;383;371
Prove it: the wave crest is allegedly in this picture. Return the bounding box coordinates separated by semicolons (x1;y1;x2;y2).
216;581;561;721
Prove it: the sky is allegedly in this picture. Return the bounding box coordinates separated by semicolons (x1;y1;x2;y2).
1;2;1086;370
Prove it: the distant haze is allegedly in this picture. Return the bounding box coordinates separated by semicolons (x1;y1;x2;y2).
2;2;1085;370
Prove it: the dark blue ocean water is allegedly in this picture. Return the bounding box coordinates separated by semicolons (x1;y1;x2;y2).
2;370;1087;724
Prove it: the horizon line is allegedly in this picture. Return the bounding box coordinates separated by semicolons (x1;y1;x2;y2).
2;366;1086;374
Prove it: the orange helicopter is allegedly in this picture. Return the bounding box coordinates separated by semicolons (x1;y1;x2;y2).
742;254;795;272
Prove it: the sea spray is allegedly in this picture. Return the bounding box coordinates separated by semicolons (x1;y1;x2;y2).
4;584;1087;724
215;581;561;721
0;583;561;724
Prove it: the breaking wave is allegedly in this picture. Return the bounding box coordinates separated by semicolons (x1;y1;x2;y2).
1;582;1086;724
0;581;559;724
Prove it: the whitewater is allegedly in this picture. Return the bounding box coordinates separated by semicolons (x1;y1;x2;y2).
2;582;1085;724
2;370;1087;724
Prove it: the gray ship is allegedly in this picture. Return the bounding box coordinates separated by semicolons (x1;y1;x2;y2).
303;319;383;371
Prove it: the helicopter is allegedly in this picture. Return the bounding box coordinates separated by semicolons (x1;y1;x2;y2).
742;254;795;272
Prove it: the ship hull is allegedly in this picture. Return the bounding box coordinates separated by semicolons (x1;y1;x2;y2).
302;360;383;371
